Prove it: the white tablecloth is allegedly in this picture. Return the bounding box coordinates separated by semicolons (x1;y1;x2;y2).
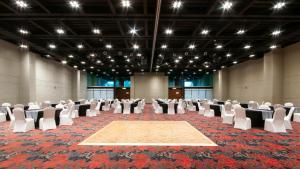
25;109;42;122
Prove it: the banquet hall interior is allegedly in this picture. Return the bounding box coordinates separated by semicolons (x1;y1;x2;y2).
0;0;300;168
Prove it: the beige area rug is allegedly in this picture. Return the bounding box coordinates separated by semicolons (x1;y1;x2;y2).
79;121;217;146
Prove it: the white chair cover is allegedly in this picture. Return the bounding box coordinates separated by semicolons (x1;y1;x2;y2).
234;107;251;130
39;107;56;131
13;108;35;132
264;108;286;133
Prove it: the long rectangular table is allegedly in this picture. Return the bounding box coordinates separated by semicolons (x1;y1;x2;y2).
25;109;62;128
192;102;222;116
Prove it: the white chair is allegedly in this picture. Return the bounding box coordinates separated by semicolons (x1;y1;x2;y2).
264;102;272;107
234;107;251;130
264;108;286;133
222;102;235;124
41;101;51;109
198;102;205;114
14;104;25;110
86;101;98;117
55;103;65;109
0;109;6;122
154;101;163;114
284;107;295;130
258;104;271;110
248;101;258;109
39;107;56;131
167;102;175;115
203;103;214;117
187;101;196;111
102;101;110;111
59;103;73;126
113;101;122;114
13;108;34;132
5;107;15;129
284;102;294;107
123;102;131;115
134;101;143;114
177;102;185;114
294;112;300;122
70;102;79;118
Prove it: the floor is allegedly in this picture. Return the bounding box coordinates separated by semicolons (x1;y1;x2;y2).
79;121;217;146
0;104;300;168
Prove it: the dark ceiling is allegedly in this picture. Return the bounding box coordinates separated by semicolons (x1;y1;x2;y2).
1;0;300;77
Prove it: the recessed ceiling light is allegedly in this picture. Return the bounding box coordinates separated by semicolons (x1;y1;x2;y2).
221;1;233;11
137;53;142;57
198;69;202;72
205;65;209;68
81;61;86;64
82;69;86;71
69;0;80;9
188;44;196;49
68;55;74;58
244;44;251;49
233;61;238;64
165;28;173;35
273;2;286;10
129;26;138;35
18;28;29;35
121;0;131;8
216;44;223;49
90;66;94;69
194;56;199;59
77;44;84;49
48;44;56;49
89;53;96;57
133;43;139;50
56;28;65;35
226;53;232;57
126;59;130;62
45;54;51;58
19;43;28;49
213;69;217;72
105;44;112;49
270;45;277;49
249;54;255;58
15;0;28;8
92;28;101;34
141;69;144;72
221;66;226;69
61;60;67;64
189;60;194;63
175;59;179;63
178;56;183;59
172;1;182;9
201;29;209;35
236;29;245;35
161;44;167;49
110;59;115;62
271;29;282;36
96;60;101;64
73;65;78;69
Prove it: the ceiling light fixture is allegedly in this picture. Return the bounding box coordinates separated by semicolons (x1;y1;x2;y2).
129;26;138;35
188;44;196;49
81;61;86;64
233;61;238;64
216;44;223;49
105;44;112;49
61;60;67;64
249;54;255;58
73;65;78;69
48;44;56;49
68;0;80;9
201;29;209;35
18;28;29;35
133;43;139;50
92;28;101;34
271;29;282;36
165;28;173;35
15;0;28;8
19;43;28;49
270;45;277;49
121;0;131;8
226;53;232;57
236;29;245;35
172;1;182;9
56;28;65;35
273;2;286;10
161;44;167;49
68;55;74;58
77;44;84;49
244;44;251;49
221;1;233;11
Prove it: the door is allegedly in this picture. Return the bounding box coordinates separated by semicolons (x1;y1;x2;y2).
168;88;183;100
116;88;130;100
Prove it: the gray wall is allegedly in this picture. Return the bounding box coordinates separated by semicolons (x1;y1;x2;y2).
131;73;168;103
213;42;300;106
0;39;87;104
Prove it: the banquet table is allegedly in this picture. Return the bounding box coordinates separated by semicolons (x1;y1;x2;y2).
25;108;62;128
240;103;248;108
217;101;225;105
193;102;199;111
158;102;178;114
210;104;222;116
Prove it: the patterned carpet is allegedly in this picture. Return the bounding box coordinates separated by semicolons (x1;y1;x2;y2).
0;104;300;168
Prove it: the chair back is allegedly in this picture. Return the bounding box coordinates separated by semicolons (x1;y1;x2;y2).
258;104;270;110
104;100;109;106
203;103;210;111
55;103;64;109
232;100;239;105
248;101;258;109
286;107;295;121
273;104;283;110
284;102;294;107
2;103;11;107
273;107;286;125
264;102;272;107
234;107;246;119
14;104;25;109
41;101;51;108
124;102;131;111
13;108;25;121
168;102;175;110
232;104;241;109
43;107;55;119
90;101;97;110
225;102;232;112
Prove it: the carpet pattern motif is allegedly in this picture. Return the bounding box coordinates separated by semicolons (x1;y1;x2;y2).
0;105;300;168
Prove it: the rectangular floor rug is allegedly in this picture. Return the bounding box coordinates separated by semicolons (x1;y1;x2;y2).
79;121;217;146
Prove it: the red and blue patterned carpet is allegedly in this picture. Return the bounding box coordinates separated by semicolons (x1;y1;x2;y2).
0;104;300;168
